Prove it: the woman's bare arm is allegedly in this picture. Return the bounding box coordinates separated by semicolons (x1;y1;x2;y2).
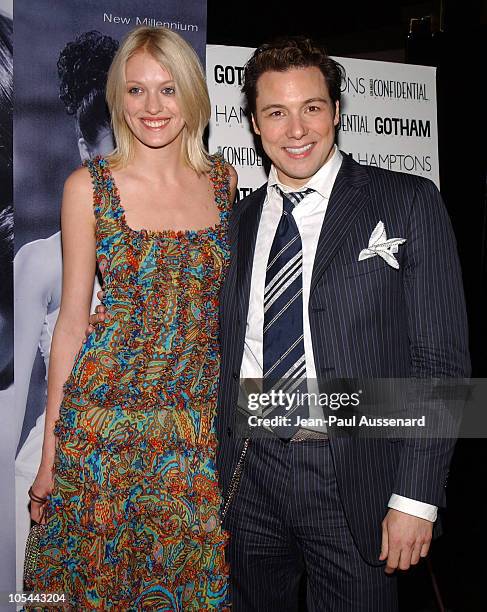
30;167;96;519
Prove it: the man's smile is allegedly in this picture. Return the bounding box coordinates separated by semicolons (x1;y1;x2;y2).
283;143;315;158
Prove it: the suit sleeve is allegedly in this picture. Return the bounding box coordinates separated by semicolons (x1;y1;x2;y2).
392;177;470;507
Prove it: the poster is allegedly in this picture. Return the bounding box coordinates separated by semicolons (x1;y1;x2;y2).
0;0;14;601
13;0;207;591
207;44;439;199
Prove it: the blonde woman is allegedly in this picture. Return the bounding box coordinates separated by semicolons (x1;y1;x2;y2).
28;26;236;610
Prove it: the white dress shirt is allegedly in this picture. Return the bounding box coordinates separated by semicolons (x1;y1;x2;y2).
239;145;437;523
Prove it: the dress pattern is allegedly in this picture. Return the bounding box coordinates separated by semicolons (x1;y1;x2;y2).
29;155;231;610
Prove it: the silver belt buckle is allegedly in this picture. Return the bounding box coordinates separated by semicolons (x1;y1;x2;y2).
290;428;328;442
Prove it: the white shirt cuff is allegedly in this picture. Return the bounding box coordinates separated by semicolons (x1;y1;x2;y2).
388;494;438;522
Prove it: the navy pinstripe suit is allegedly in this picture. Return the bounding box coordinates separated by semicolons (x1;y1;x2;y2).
216;152;470;610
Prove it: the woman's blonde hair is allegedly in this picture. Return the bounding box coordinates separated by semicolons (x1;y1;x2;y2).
106;26;211;172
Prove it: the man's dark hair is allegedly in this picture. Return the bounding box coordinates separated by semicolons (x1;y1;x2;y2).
242;36;345;118
57;30;119;146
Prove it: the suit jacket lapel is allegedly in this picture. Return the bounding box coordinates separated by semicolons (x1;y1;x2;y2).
236;185;267;330
310;153;370;294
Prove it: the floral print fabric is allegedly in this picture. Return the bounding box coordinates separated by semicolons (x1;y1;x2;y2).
29;155;231;610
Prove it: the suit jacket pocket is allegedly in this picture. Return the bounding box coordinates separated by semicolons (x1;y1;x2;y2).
343;256;390;278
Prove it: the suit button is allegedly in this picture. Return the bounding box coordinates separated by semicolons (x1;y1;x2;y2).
227;427;232;437
232;372;239;381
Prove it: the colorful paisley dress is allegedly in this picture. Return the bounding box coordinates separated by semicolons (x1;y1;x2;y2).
29;155;231;610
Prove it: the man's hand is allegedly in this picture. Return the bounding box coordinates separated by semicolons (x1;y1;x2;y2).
379;508;433;574
85;290;106;337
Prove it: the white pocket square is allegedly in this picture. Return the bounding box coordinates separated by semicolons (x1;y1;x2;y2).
358;221;406;269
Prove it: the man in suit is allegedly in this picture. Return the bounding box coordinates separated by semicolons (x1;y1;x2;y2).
216;37;469;610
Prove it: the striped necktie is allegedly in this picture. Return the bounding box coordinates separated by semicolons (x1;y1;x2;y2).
263;187;314;438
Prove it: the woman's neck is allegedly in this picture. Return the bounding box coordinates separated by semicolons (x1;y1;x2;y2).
130;136;188;181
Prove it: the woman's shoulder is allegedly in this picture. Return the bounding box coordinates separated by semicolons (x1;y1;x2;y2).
66;154;115;193
63;165;93;195
225;161;238;186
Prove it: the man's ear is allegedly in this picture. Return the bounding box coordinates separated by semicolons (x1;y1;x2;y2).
77;138;90;162
333;101;340;126
251;114;260;135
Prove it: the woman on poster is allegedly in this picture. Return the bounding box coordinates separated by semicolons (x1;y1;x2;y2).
28;26;236;609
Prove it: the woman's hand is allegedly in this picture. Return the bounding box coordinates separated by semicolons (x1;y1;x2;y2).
29;465;54;524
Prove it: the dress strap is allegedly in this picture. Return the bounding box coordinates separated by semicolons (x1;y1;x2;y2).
209;153;232;214
84;156;119;220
